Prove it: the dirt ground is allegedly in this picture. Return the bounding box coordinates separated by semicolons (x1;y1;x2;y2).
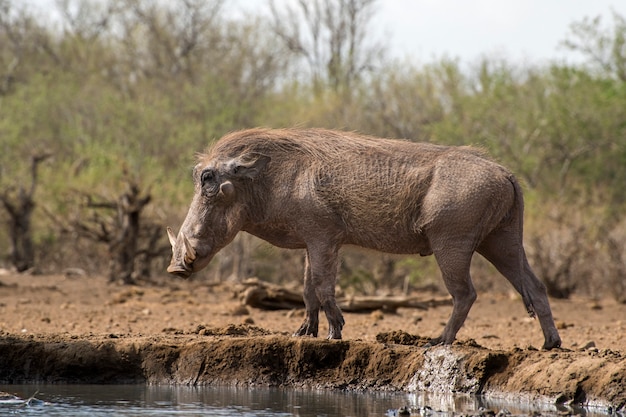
0;270;624;411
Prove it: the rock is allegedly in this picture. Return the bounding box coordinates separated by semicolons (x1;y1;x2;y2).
588;301;602;310
230;305;250;316
63;268;87;278
479;407;496;416
580;340;596;350
0;391;18;401
398;406;411;416
371;310;384;322
287;309;305;318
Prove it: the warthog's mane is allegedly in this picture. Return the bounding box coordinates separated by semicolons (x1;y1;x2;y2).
199;127;420;163
201;127;490;161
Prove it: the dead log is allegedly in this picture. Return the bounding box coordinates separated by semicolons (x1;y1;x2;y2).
338;295;429;313
239;278;304;310
341;295;452;313
237;278;451;312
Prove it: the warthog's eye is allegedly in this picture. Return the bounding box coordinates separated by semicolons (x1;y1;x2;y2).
200;169;220;197
201;169;216;186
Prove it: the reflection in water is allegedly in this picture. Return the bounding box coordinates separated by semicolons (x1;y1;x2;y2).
142;385;405;416
407;391;612;417
0;384;614;417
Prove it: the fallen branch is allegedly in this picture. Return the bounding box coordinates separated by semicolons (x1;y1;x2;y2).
236;278;451;312
239;278;304;310
339;295;430;313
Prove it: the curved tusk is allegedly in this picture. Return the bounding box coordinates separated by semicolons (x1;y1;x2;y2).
183;233;197;263
167;227;177;248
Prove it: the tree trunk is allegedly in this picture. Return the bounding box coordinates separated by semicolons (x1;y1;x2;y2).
0;153;50;272
4;192;35;272
107;184;149;284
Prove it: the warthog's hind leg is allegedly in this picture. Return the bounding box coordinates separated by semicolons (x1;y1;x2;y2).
477;229;562;350
522;259;562;349
432;247;477;345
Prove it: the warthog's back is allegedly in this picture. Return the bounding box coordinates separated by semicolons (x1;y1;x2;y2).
206;128;517;256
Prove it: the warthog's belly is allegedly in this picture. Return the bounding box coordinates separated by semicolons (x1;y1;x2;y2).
344;229;432;256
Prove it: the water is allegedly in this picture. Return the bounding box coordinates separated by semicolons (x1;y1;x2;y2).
0;384;615;417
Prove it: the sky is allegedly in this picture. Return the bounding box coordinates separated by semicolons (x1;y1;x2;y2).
372;0;623;64
24;0;624;65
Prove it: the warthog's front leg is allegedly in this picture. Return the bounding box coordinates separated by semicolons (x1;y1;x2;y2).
321;298;345;339
293;244;344;339
293;252;320;337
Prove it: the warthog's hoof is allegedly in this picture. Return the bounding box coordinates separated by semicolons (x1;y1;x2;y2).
293;320;319;338
326;328;342;340
542;336;562;350
423;336;448;349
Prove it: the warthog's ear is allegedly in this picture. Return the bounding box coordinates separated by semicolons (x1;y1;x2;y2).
227;153;270;180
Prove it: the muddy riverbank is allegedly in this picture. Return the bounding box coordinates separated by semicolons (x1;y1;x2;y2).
0;272;624;411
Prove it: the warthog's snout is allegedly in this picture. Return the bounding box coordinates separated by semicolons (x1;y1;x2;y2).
167;227;197;279
166;263;192;279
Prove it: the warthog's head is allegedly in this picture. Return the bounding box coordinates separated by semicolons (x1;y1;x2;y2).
167;152;270;278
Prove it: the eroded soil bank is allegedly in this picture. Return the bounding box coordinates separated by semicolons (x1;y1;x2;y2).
0;272;624;412
0;329;624;411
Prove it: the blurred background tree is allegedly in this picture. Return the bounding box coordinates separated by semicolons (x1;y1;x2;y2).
269;0;384;97
0;0;624;302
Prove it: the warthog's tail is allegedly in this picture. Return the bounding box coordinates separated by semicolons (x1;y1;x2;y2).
507;175;538;319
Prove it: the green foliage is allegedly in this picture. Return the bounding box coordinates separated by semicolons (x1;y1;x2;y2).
1;0;625;300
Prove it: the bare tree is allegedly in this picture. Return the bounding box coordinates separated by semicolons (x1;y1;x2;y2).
606;236;626;303
67;173;162;284
0;0;20;94
561;10;626;81
270;0;383;95
56;0;115;42
116;0;225;81
0;152;51;272
0;0;60;93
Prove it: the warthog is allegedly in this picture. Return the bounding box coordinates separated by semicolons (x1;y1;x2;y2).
167;128;562;350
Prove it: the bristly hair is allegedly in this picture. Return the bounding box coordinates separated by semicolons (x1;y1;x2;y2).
202;127;421;163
